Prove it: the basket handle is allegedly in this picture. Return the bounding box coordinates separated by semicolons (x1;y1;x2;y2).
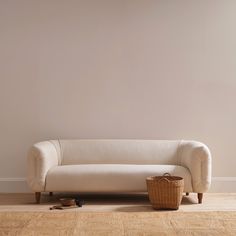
163;173;171;177
156;173;171;182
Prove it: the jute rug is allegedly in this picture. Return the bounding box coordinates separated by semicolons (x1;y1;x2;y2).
0;211;236;236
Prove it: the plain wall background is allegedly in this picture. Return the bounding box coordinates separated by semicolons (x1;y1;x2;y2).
0;0;236;191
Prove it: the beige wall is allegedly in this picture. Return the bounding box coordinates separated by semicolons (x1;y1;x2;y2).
0;0;236;191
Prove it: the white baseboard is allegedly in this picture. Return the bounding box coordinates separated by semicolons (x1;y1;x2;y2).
0;177;236;193
210;177;236;193
0;178;30;193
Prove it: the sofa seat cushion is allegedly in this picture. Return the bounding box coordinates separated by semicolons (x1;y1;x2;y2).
45;164;193;192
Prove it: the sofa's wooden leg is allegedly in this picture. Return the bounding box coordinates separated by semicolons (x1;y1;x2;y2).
35;192;41;204
186;192;189;196
49;192;53;196
198;193;203;204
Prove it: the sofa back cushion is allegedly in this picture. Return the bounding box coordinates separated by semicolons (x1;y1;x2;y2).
57;139;181;165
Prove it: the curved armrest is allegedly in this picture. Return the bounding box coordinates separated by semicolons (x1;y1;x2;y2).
178;140;212;193
27;141;60;192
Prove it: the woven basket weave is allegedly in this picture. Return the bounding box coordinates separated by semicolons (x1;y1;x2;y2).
146;173;184;210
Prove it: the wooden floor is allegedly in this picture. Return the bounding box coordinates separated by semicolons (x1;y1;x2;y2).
0;193;235;212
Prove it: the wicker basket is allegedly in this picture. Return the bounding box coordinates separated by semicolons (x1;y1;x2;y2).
146;173;184;210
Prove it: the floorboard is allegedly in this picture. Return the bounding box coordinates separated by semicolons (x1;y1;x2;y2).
0;193;235;212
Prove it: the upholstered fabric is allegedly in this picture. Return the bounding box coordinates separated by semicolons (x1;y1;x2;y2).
59;140;180;165
27;141;59;192
27;139;211;193
178;140;212;193
45;164;192;192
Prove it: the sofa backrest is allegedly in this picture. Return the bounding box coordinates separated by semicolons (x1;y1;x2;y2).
55;139;181;165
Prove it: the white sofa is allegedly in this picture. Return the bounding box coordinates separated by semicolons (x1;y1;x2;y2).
27;139;211;204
